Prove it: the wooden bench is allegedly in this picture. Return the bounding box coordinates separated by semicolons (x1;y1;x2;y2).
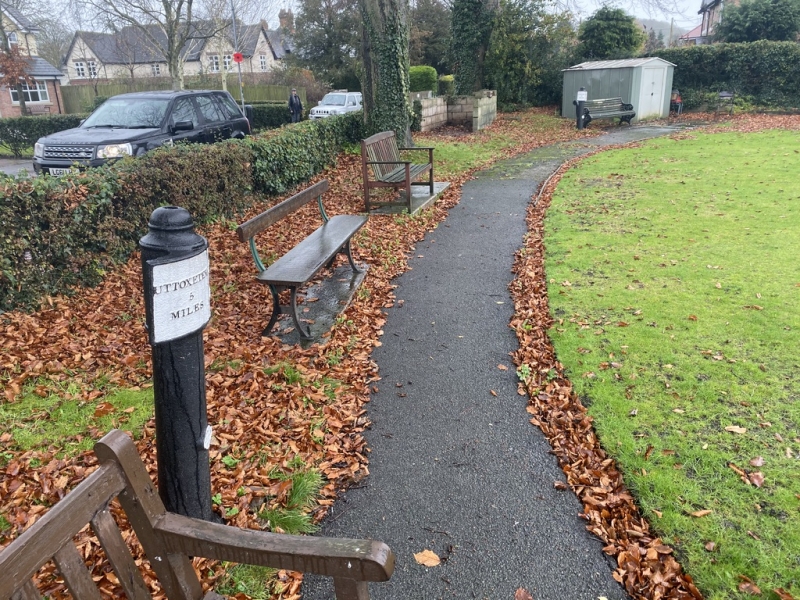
26;104;51;116
236;179;367;339
361;131;434;213
0;429;394;600
580;98;635;127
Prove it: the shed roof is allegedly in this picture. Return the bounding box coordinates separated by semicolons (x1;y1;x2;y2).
563;57;676;71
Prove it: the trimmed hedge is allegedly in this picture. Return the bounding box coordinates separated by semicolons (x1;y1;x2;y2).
438;75;455;97
0;111;365;312
0;114;88;158
245;110;364;196
250;103;293;129
410;66;438;93
653;41;800;109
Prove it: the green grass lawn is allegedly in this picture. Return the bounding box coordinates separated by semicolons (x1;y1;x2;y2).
545;130;800;599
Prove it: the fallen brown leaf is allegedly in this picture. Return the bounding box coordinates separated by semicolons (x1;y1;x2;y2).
691;510;713;518
514;588;534;600
413;549;441;567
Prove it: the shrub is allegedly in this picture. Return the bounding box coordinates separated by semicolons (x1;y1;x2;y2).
410;100;423;132
0;114;87;158
409;66;438;93
653;41;800;109
250;103;292;129
245;111;364;196
438;75;455;96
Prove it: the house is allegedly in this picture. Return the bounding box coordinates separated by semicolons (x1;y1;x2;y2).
678;23;704;45
697;0;726;42
63;17;294;84
0;5;64;116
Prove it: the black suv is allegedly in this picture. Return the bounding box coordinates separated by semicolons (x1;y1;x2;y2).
33;90;251;176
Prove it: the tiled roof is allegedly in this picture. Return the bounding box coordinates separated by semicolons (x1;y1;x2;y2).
265;29;293;59
2;5;37;32
24;56;63;78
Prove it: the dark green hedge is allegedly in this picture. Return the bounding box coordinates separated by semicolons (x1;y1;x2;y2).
245;110;364;196
0;114;88;157
250;103;293;129
0;110;365;312
653;41;800;108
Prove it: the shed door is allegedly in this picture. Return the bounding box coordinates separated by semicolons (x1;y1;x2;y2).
640;67;665;119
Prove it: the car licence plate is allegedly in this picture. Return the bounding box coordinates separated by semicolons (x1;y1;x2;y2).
48;167;75;176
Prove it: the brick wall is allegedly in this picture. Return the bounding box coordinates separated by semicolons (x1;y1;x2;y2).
0;80;64;117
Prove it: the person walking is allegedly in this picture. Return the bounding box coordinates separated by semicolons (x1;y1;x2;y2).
288;88;303;123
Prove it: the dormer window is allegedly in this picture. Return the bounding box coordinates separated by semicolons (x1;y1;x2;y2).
7;32;18;48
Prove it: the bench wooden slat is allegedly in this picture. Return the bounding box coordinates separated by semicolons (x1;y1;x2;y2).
379;165;432;183
53;543;104;600
91;507;151;600
256;215;367;286
156;512;393;582
237;180;329;242
0;464;126;596
11;580;39;600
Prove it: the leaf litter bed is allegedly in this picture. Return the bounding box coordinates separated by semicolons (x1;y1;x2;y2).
1;110;797;599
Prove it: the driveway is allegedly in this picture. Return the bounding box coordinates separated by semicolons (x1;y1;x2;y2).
0;158;33;177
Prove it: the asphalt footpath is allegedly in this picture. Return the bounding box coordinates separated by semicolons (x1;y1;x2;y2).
303;125;681;600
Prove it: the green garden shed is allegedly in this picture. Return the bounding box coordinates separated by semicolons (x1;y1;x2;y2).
561;57;675;123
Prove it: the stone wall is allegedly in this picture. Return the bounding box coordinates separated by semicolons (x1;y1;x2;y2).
472;90;497;131
412;90;497;132
418;97;447;132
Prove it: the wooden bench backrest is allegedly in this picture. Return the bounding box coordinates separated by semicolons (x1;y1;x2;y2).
362;131;401;180
0;430;203;600
585;97;625;110
236;179;330;244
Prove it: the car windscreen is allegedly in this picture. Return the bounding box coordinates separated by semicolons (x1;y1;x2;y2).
320;94;347;106
82;98;170;129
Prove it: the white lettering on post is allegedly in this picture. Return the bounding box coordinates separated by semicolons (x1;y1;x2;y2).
151;251;211;343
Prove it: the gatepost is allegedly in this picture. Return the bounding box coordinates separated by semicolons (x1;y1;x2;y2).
140;206;215;521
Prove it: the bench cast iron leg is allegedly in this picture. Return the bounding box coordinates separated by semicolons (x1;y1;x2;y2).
290;287;312;339
263;285;282;336
343;240;361;273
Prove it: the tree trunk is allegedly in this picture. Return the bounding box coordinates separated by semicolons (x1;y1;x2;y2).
360;0;412;145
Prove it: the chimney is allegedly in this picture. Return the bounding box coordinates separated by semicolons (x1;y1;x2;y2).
278;9;294;33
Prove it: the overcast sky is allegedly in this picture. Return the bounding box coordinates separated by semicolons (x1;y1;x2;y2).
576;0;703;30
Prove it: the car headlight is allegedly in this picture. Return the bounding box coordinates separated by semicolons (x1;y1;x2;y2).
34;142;43;158
97;143;133;159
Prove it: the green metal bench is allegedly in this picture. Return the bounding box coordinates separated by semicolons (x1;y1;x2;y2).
236;179;367;339
582;97;636;126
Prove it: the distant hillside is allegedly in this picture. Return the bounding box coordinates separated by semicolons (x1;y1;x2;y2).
636;18;689;45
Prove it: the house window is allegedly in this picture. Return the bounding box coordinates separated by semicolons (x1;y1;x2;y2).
151;63;161;76
259;55;267;71
7;32;18;48
209;55;220;72
87;61;98;77
74;61;86;77
223;55;232;70
10;81;50;104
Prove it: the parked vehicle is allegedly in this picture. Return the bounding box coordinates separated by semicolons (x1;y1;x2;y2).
33;90;251;176
308;91;362;120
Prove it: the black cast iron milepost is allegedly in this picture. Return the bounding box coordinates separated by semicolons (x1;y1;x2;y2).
574;86;587;130
140;206;215;521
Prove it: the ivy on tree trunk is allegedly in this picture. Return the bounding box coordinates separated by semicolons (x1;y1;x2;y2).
360;0;412;144
451;0;495;94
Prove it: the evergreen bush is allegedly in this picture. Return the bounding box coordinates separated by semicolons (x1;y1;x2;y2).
0;114;87;158
438;75;455;96
409;66;438;92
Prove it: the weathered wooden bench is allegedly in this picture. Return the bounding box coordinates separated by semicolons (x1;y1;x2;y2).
361;131;434;213
236;179;367;339
0;429;394;600
581;97;635;126
26;104;51;116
